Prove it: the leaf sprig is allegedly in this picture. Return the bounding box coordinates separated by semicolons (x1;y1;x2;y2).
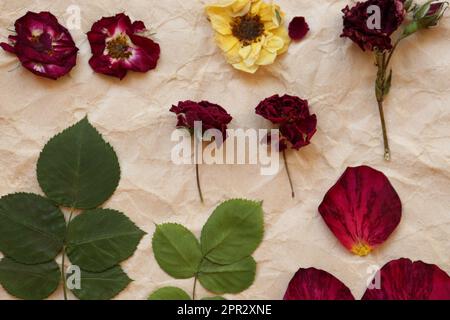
149;199;264;300
0;117;145;300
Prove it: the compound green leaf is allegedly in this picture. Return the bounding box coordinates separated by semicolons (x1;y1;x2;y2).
37;117;120;209
198;256;256;294
71;266;131;300
148;287;191;300
201;199;264;264
152;223;202;279
0;258;60;300
0;193;66;264
66;209;145;272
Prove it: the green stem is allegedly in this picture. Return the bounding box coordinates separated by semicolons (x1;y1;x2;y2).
61;210;74;301
283;149;295;199
194;137;204;204
192;276;198;300
195;163;204;204
377;99;391;161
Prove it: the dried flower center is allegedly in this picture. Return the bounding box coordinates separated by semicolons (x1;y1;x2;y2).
106;35;132;59
351;242;372;257
30;34;53;54
231;14;264;45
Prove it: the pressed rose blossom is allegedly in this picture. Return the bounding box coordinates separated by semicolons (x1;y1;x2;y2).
319;166;402;256
170;100;233;140
87;13;160;79
341;0;406;51
255;94;317;151
255;94;317;198
341;0;447;160
205;0;290;73
363;259;450;300
0;11;78;80
284;268;355;300
288;17;310;41
170;100;232;203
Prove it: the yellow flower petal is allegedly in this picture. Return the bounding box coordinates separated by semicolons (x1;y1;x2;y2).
263;34;284;53
215;34;240;52
233;61;259;73
207;13;232;35
256;49;276;65
271;26;290;54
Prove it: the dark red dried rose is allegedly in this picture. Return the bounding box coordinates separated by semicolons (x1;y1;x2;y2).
87;13;160;80
255;94;317;151
341;0;406;51
288;17;310;41
0;11;78;80
170;100;233;140
319;166;402;256
284;268;355;300
363;259;450;300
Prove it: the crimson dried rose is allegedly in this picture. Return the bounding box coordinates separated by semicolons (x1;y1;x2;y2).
341;0;406;51
170;100;232;203
256;94;317;198
319;166;402;256
288;17;310;41
255;94;317;151
342;1;447;160
87;13;160;80
363;258;450;300
284;268;355;300
0;11;78;80
170;101;233;140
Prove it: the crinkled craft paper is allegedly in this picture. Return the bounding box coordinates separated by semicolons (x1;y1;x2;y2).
0;0;449;299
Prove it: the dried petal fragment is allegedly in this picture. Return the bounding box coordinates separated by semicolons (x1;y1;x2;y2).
363;258;450;300
288;17;310;40
284;268;355;300
318;166;402;256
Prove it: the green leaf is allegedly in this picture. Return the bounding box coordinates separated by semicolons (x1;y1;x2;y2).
152;223;203;279
198;257;256;294
0;193;66;264
384;69;393;96
37;117;120;209
202;296;227;300
71;266;131;300
66;209;145;272
0;258;60;300
201;199;264;265
148;287;191;300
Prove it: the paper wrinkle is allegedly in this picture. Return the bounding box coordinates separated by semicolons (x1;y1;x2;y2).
0;0;449;300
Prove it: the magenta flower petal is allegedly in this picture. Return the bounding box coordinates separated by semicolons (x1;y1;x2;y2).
1;11;78;80
363;259;450;300
318;166;402;256
288;17;310;41
284;268;355;300
87;13;160;79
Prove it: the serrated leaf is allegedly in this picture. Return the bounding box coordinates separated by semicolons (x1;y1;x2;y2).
0;258;60;300
152;223;202;279
148;287;191;300
201;199;264;265
37;117;120;209
202;296;227;300
198;257;256;294
0;193;66;264
71;266;131;300
66;209;145;272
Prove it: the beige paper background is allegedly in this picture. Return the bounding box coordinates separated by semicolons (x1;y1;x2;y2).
0;0;449;300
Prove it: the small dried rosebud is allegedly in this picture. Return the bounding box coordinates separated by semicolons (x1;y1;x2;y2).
403;1;448;36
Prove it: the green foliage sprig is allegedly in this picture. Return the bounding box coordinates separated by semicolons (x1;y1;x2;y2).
149;199;264;300
0;117;145;300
